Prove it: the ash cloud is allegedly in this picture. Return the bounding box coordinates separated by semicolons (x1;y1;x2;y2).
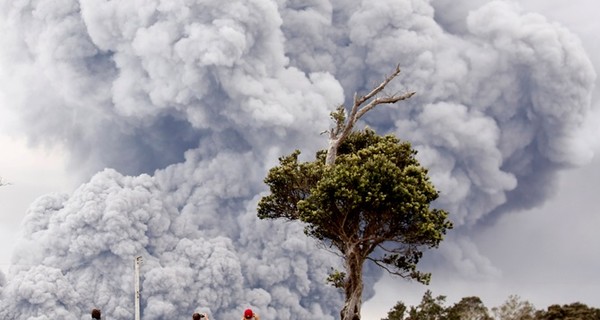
0;0;596;318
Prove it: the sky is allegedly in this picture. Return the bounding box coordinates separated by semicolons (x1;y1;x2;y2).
0;0;599;319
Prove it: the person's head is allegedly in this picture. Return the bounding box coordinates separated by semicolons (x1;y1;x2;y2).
192;312;201;320
91;308;101;319
244;309;253;319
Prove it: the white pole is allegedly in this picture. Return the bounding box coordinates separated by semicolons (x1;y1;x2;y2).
134;256;143;320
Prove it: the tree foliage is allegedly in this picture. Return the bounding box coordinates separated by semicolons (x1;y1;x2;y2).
384;292;600;320
535;302;600;320
447;296;492;320
258;65;450;320
382;290;451;320
383;301;408;320
258;129;452;319
259;129;451;276
492;295;536;320
406;290;448;320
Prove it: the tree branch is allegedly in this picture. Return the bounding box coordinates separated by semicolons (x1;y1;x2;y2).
354;64;403;106
325;65;415;166
367;257;411;279
354;91;416;121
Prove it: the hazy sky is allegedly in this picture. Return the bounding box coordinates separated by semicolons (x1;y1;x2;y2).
364;1;600;316
1;0;599;319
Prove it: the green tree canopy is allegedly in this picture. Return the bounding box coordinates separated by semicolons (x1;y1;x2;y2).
535;302;600;320
383;301;409;320
258;129;452;320
406;290;448;320
447;296;492;320
385;292;600;320
492;295;536;320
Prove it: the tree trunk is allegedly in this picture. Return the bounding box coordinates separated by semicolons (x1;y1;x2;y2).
325;138;340;166
323;66;414;318
340;244;364;320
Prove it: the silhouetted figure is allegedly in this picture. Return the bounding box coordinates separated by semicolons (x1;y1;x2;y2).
193;312;209;319
91;308;101;319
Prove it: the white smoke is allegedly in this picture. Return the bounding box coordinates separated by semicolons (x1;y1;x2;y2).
0;0;596;318
394;1;595;223
1;166;342;319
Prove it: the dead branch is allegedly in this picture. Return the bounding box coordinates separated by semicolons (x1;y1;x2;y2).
325;65;416;166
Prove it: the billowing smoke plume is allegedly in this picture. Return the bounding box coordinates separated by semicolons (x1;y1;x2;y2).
0;0;596;319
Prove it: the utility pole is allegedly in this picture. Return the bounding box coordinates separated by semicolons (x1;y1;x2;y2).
134;256;143;320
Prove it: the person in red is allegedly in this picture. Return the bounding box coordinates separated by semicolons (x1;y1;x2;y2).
242;308;260;320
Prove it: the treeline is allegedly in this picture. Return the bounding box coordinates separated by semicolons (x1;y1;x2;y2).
382;290;600;320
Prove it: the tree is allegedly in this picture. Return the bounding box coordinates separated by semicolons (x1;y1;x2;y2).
492;295;536;320
447;296;492;320
406;290;448;320
384;293;600;320
382;301;408;320
258;67;452;320
384;293;491;320
535;302;600;320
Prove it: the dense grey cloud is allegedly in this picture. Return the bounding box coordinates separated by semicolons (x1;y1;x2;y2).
0;0;596;319
1;167;342;319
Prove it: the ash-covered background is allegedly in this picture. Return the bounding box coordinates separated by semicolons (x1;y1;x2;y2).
0;0;598;319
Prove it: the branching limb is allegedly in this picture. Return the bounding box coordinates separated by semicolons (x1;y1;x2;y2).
354;64;403;107
354;91;416;121
325;65;415;166
367;257;409;278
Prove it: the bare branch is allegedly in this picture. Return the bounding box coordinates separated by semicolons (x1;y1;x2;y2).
354;64;402;107
354;91;416;120
325;65;415;166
